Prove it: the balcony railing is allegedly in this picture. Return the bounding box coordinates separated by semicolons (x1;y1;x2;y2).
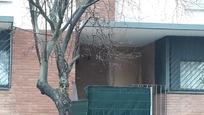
131;84;166;115
84;84;166;115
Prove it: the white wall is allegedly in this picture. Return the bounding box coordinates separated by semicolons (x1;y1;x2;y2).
0;0;32;29
0;0;77;29
2;0;204;28
0;0;13;16
115;0;204;24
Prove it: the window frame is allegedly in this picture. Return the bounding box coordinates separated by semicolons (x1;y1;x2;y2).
169;60;204;92
179;61;204;90
0;29;12;90
185;0;204;11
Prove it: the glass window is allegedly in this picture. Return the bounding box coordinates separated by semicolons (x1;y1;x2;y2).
180;61;204;90
0;30;11;89
187;0;204;11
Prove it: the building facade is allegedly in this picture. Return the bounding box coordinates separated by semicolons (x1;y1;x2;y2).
1;0;204;115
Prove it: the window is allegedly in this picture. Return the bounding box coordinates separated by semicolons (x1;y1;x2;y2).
158;36;204;92
0;30;11;89
186;0;204;11
180;61;204;90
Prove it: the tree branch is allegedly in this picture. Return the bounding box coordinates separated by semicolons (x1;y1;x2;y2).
29;2;41;65
28;0;55;30
71;17;91;62
62;0;100;53
70;54;80;69
78;16;92;36
61;8;78;32
83;0;99;8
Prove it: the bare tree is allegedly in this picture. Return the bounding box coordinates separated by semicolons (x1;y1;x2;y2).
26;0;198;114
27;0;99;114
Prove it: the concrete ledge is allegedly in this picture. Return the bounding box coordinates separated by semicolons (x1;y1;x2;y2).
0;16;13;29
0;16;13;23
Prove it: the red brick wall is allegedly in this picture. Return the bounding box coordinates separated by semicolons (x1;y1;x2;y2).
0;29;59;115
167;93;204;115
93;0;115;20
78;0;115;21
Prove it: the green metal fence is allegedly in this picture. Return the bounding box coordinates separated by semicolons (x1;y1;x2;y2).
86;86;151;115
71;85;166;115
70;100;88;115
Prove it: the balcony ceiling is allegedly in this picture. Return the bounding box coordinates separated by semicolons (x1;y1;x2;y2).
80;21;204;47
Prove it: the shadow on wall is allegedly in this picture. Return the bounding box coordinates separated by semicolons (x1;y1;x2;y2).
76;43;155;99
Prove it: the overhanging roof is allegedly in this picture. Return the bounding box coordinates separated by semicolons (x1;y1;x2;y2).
0;16;13;30
80;21;204;47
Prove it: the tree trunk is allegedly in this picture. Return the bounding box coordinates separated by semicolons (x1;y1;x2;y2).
37;80;71;115
54;89;71;115
58;109;69;115
56;98;70;115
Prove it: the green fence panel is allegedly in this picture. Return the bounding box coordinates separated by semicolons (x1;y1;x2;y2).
70;100;88;115
86;86;151;115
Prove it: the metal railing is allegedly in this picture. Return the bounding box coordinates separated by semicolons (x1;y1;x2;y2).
131;84;166;115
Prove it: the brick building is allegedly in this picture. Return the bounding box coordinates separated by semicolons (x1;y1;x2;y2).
0;0;115;114
1;0;204;115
